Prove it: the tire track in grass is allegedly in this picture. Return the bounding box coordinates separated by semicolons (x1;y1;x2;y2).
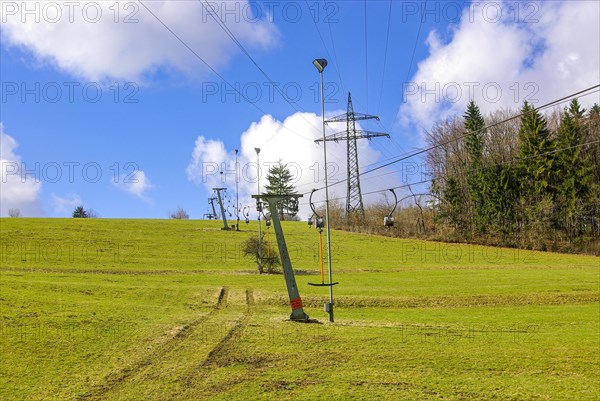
182;288;255;390
201;288;254;367
78;287;229;401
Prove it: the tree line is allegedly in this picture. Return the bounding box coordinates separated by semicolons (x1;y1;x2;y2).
426;98;600;251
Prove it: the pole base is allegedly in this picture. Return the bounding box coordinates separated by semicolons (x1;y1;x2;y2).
324;303;334;322
290;312;310;322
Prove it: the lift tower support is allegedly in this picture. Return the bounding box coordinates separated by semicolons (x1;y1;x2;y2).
212;188;229;230
252;194;309;321
208;197;218;220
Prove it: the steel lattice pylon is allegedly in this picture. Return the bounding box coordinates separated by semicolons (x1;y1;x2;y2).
315;92;389;219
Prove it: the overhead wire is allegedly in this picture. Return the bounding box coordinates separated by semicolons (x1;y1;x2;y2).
197;0;324;134
359;85;600;178
138;0;321;144
376;0;393;116
364;0;369;114
403;0;428;88
306;1;406;160
301;85;600;197
140;0;360;181
305;135;600;207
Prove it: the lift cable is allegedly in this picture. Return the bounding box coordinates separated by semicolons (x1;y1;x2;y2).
303;135;600;207
301;84;600;197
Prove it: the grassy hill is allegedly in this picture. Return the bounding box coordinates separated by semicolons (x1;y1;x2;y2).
1;218;598;400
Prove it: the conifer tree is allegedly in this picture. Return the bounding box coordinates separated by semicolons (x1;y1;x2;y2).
554;99;593;236
517;102;556;196
464;100;486;232
265;161;296;220
516;101;556;236
72;206;88;218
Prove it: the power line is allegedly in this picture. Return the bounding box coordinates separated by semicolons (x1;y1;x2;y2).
364;0;369;114
304;0;345;95
376;0;393;116
404;0;427;86
361;85;600;178
304;0;405;158
303;85;600;196
306;136;600;206
198;0;323;133
138;1;319;144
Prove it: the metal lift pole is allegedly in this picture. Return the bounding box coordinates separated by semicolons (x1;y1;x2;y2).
235;149;240;231
213;188;229;230
208;197;218;220
252;194;309;321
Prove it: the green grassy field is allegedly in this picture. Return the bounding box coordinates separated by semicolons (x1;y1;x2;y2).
1;218;598;400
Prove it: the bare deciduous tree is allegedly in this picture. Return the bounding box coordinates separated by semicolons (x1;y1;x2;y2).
170;207;189;220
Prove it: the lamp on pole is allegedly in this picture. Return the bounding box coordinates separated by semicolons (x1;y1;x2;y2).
313;58;335;322
235;149;240;231
255;147;262;272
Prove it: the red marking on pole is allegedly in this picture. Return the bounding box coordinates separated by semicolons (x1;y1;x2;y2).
290;297;303;310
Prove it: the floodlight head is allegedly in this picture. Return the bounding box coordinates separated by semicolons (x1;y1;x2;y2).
313;58;328;73
254;147;261;154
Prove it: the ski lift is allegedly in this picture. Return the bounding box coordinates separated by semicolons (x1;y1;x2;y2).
258;207;273;260
287;197;299;217
384;188;397;227
307;189;338;287
243;206;250;224
264;210;272;227
228;204;239;218
307;189;325;229
258;202;271;227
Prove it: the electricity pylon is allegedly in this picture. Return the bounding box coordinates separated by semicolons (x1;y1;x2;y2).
315;92;389;219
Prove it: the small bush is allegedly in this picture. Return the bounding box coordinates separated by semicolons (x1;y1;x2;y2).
241;234;280;274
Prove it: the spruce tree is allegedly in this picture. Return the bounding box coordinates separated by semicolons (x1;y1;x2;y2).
554;99;592;236
516;101;556;235
265;161;296;220
517;101;556;196
442;177;464;232
464;100;486;232
72;206;88;218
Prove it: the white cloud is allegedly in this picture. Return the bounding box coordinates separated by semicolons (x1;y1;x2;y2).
0;123;44;217
0;1;278;81
399;0;600;135
187;112;402;219
51;193;82;215
113;170;153;199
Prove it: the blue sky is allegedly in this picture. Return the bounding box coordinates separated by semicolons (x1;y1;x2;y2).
1;1;599;219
